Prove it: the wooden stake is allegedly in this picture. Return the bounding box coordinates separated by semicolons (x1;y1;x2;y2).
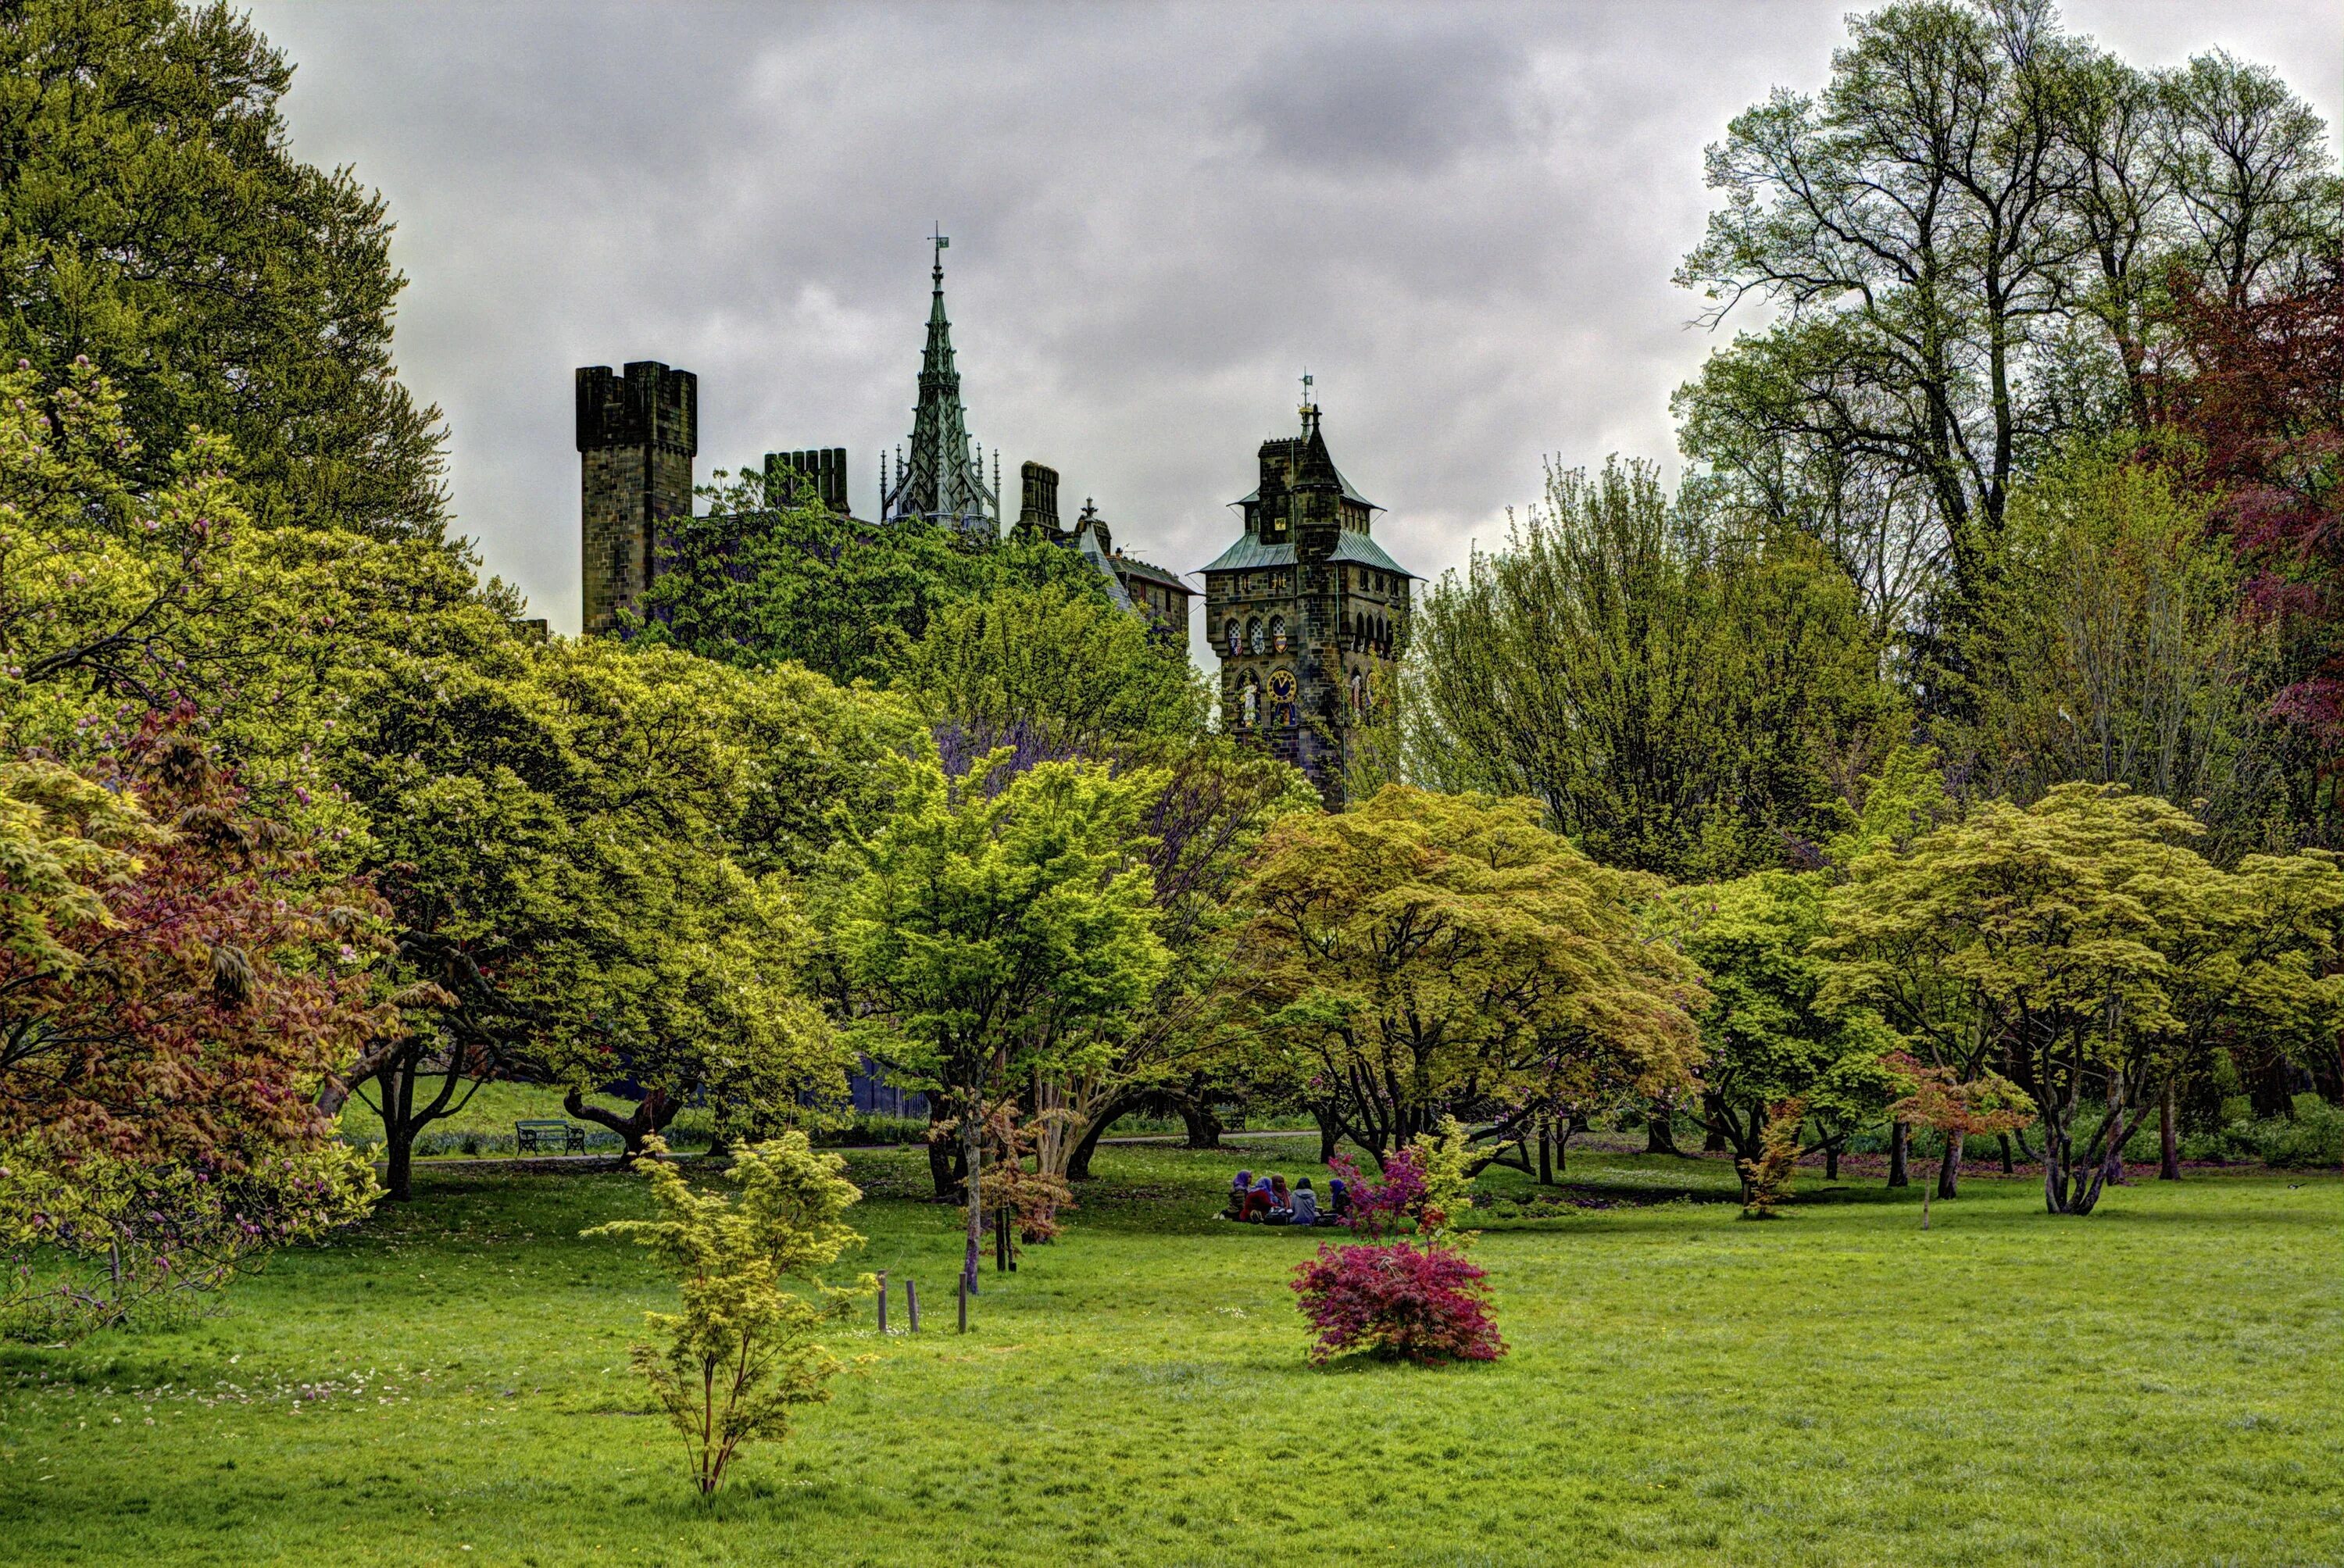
957;1272;968;1334
906;1278;920;1332
876;1270;888;1333
995;1203;1009;1273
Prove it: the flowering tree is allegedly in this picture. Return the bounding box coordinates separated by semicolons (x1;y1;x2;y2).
0;727;386;1331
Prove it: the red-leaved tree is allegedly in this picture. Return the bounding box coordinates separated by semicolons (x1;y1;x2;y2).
1290;1241;1505;1366
2161;259;2344;817
0;723;386;1329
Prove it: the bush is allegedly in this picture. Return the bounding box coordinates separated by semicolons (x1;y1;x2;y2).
1289;1241;1506;1366
2181;1098;2344;1168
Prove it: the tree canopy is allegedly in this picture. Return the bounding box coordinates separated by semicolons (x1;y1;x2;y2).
1235;785;1707;1166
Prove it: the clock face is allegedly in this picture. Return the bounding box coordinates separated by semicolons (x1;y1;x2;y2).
1267;669;1297;703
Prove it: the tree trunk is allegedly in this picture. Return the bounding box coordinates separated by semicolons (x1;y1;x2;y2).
927;1100;959;1199
563;1085;677;1160
2100;1082;2131;1188
1178;1098;1224;1151
2160;1080;2181;1181
1064;1102;1122;1182
1999;1133;2014;1173
961;1097;983;1298
1935;1130;1964;1200
1702;1101;1730;1154
1824;1140;1840;1181
1537;1123;1555;1184
1887;1120;1910;1188
381;1061;418;1202
1645;1093;1680;1155
1313;1105;1341;1164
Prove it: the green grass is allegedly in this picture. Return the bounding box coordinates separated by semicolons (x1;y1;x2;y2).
1;1144;2337;1566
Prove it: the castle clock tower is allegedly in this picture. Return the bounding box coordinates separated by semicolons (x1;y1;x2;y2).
1198;388;1411;807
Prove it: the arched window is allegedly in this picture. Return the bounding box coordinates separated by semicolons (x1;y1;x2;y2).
1224;619;1242;658
1247;617;1264;654
1269;616;1287;654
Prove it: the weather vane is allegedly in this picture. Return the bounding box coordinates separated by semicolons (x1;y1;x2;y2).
1300;370;1314;417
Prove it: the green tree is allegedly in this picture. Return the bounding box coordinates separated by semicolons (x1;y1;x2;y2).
1822;782;2344;1213
1674;2;2338;655
1943;443;2282;854
1667;870;1903;1184
633;473;1106;687
830;751;1167;1287
1031;738;1319;1187
588;1134;870;1498
0;0;449;540
1235;785;1706;1166
1409;459;1896;880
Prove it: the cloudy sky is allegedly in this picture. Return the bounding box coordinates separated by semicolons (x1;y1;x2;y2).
245;1;2340;655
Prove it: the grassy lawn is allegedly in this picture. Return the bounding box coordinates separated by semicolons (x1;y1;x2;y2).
0;1144;2336;1566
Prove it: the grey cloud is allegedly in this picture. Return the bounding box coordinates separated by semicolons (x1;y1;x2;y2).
1230;20;1538;177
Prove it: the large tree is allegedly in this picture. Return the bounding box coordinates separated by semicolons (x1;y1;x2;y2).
830;752;1167;1288
2160;259;2344;838
0;0;449;541
1821;782;2344;1213
1234;786;1706;1167
1941;442;2283;854
1674;2;2339;661
1408;459;1896;880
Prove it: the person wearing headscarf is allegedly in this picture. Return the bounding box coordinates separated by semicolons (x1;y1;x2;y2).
1243;1174;1276;1221
1326;1177;1352;1224
1224;1170;1252;1220
1288;1177;1320;1227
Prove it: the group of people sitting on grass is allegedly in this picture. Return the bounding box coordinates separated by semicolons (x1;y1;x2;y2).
1220;1170;1351;1227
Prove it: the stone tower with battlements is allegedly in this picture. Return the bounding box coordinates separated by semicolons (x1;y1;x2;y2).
1199;395;1410;806
577;361;698;634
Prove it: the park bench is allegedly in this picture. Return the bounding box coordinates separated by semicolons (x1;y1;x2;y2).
515;1119;586;1155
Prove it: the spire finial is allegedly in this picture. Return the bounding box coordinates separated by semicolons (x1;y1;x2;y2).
1299;370;1319;434
931;223;949;284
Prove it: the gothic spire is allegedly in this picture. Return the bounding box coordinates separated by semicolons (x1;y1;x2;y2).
881;230;999;537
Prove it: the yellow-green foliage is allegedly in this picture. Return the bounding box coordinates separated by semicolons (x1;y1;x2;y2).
1238;784;1708;1161
0;759;155;975
586;1134;872;1496
1412;1115;1480;1246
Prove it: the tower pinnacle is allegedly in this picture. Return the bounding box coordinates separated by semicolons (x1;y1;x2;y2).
883;232;998;537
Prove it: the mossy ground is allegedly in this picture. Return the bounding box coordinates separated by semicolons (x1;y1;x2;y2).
1;1141;2335;1566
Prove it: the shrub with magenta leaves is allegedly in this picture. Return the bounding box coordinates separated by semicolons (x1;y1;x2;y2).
1290;1240;1506;1366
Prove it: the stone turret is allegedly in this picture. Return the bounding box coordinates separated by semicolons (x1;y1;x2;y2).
765;448;850;513
577;361;697;634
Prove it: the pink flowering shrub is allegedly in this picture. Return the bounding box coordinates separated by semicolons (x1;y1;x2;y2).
1325;1148;1427;1239
1289;1240;1506;1366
